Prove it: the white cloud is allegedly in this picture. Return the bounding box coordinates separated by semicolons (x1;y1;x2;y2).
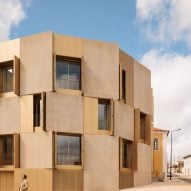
140;50;191;157
136;0;191;46
0;0;29;41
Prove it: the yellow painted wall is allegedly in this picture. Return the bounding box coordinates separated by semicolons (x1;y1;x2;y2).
153;133;163;177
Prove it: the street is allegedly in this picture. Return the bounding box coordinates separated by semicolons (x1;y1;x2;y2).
121;176;191;191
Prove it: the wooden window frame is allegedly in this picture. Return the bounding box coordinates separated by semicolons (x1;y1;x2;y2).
54;132;83;170
0;134;20;169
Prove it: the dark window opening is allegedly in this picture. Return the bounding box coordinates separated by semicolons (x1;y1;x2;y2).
56;57;81;90
33;94;41;127
56;134;81;165
98;99;110;130
0;135;13;165
140;112;146;140
122;70;126;100
122;139;132;168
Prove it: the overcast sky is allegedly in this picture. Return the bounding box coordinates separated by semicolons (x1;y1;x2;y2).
0;0;191;160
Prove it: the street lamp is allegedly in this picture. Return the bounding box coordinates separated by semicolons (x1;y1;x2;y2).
170;128;181;180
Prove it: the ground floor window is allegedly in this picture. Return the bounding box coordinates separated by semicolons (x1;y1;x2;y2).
0;135;13;165
56;133;81;165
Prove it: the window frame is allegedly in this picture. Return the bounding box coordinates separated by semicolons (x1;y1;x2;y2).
0;134;19;169
140;112;146;141
153;138;159;151
98;99;110;131
55;56;82;91
119;138;133;172
55;132;82;169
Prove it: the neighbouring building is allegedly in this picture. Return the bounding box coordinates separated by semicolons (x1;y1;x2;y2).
183;155;191;175
152;128;169;180
0;31;153;191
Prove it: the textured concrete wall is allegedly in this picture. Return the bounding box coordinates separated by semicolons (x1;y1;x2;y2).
0;39;20;62
83;39;119;99
84;135;119;191
20;132;53;168
114;101;134;140
20;31;53;95
134;143;152;186
46;92;83;134
0;97;20;134
134;60;152;114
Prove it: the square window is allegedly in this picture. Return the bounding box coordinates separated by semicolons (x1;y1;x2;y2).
56;134;81;165
98;99;110;130
56;57;81;90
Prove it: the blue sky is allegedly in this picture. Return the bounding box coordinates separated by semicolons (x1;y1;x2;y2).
1;0;191;159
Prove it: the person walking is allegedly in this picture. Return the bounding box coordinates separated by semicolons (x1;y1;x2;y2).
19;174;28;191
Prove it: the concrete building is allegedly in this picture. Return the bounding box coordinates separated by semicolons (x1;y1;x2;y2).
183;155;191;175
0;31;153;191
152;128;169;180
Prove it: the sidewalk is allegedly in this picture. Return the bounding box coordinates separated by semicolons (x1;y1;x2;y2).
121;177;191;191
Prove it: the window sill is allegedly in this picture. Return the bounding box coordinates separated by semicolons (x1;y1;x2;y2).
34;126;45;132
0;92;16;98
98;130;111;135
120;168;132;173
55;165;83;170
55;88;82;96
0;165;14;171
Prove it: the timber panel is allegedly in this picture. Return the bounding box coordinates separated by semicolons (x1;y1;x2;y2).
0;172;14;191
119;171;134;189
54;169;83;191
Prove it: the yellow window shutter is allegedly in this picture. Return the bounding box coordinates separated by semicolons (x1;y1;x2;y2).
13;56;20;96
14;133;20;168
132;141;138;171
134;109;140;142
110;99;114;136
20;95;34;132
145;114;151;145
52;53;56;91
41;92;46;131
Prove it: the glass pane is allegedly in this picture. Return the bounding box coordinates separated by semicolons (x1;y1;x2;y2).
33;94;41;127
98;102;109;130
2;135;13;165
2;66;13;93
69;63;80;90
56;60;69;89
68;136;81;165
56;135;81;165
57;135;68;165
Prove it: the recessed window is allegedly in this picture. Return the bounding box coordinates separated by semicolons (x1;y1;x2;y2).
140;112;146;140
98;99;110;130
0;62;13;93
153;138;159;150
0;135;13;165
56;134;81;165
121;139;132;169
33;94;41;127
122;70;126;101
56;57;81;90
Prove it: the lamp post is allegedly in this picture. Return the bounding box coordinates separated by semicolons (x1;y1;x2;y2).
170;128;181;180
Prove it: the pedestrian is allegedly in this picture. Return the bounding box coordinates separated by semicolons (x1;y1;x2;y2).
19;174;28;191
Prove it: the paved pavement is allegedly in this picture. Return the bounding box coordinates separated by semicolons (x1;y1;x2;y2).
121;176;191;191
